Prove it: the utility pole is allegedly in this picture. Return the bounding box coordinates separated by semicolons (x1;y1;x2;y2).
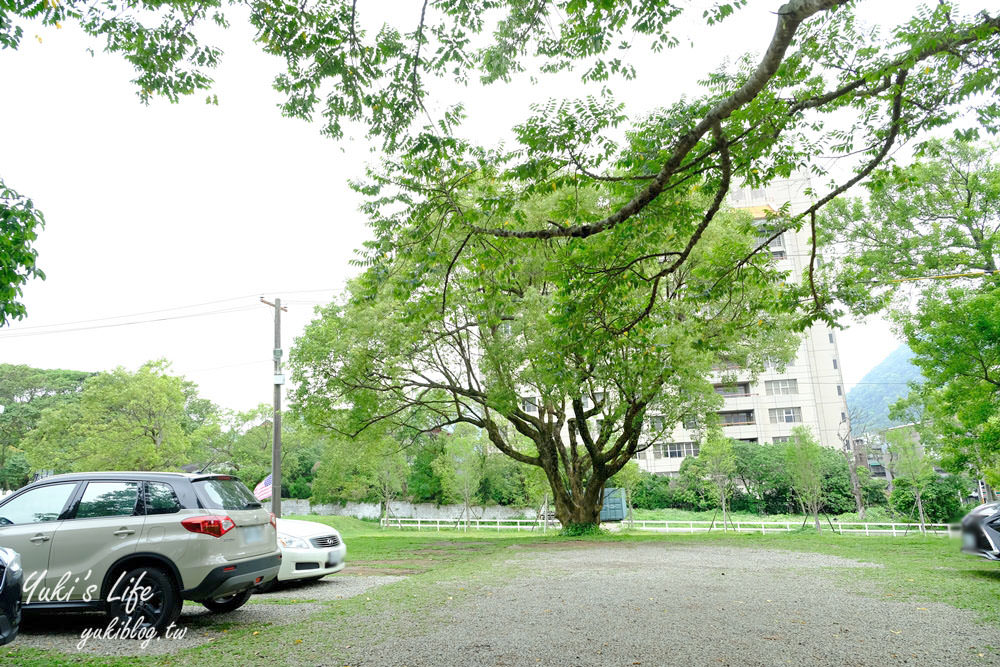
261;297;287;517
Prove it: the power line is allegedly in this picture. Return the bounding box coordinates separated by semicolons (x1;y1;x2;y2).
0;287;340;337
2;294;262;331
0;305;260;339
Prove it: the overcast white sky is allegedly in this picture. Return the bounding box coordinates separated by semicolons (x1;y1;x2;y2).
2;0;975;410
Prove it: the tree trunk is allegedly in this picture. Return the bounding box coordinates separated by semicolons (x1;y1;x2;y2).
915;489;926;535
720;487;728;533
552;491;603;527
884;450;894;494
812;507;821;534
464;493;471;532
845;451;865;519
538;440;608;528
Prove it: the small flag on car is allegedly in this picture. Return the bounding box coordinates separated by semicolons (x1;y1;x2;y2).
254;473;273;501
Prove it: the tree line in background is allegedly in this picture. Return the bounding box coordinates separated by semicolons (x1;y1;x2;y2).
0;361;322;498
0;357;968;533
627;426;968;528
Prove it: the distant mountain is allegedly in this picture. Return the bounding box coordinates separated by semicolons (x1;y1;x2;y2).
846;345;923;432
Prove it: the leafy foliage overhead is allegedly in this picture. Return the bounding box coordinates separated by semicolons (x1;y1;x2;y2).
0;180;45;324
4;2;1000;322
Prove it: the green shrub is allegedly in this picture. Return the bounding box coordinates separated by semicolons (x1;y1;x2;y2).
889;474;970;523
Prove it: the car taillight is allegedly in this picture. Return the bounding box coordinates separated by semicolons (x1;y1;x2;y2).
181;515;236;537
269;512;276;528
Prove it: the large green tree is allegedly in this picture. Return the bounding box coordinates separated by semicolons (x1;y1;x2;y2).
826;140;1000;491
291;191;798;527
899;285;1000;490
0;363;91;487
22;360;214;472
3;2;1000;322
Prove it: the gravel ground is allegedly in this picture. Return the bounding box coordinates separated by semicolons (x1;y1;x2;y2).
346;543;1000;667
13;574;401;657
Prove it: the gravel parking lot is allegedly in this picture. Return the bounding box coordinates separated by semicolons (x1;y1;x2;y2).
12;542;1000;665
14;574;403;657
347;542;1000;667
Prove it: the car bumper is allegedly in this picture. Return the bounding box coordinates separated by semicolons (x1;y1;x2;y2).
0;567;22;646
277;544;346;581
183;551;281;600
961;515;1000;559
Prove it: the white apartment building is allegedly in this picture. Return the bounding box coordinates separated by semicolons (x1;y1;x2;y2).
637;176;851;475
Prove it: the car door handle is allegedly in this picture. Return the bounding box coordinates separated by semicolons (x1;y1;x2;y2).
29;534;50;543
113;528;135;537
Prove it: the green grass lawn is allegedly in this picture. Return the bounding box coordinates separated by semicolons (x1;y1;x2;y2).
4;523;999;666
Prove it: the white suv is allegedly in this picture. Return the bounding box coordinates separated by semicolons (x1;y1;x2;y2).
0;472;280;633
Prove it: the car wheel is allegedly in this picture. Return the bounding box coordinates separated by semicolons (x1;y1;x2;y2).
201;588;253;613
107;566;181;634
253;578;278;594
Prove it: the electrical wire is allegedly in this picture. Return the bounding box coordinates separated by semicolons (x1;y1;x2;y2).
0;305;260;339
0;288;341;338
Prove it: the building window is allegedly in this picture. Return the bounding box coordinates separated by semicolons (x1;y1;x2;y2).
665;442;699;458
833;358;838;369
769;407;803;424
765;379;798;396
714;382;750;397
841;411;847;423
719;410;755;426
648;415;666;431
836;385;843;396
521;397;538;413
828;332;834;344
772;436;790;444
757;232;784;258
681;415;699;430
738;438;758;444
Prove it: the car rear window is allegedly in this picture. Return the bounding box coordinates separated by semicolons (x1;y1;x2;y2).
145;482;182;515
193;477;261;511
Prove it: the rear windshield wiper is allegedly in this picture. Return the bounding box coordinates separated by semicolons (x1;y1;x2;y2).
243;501;262;509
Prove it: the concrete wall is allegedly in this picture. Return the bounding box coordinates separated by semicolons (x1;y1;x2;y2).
279;498;534;521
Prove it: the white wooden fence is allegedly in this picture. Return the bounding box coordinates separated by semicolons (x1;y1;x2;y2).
629;519;959;537
380;516;960;537
380;517;560;532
